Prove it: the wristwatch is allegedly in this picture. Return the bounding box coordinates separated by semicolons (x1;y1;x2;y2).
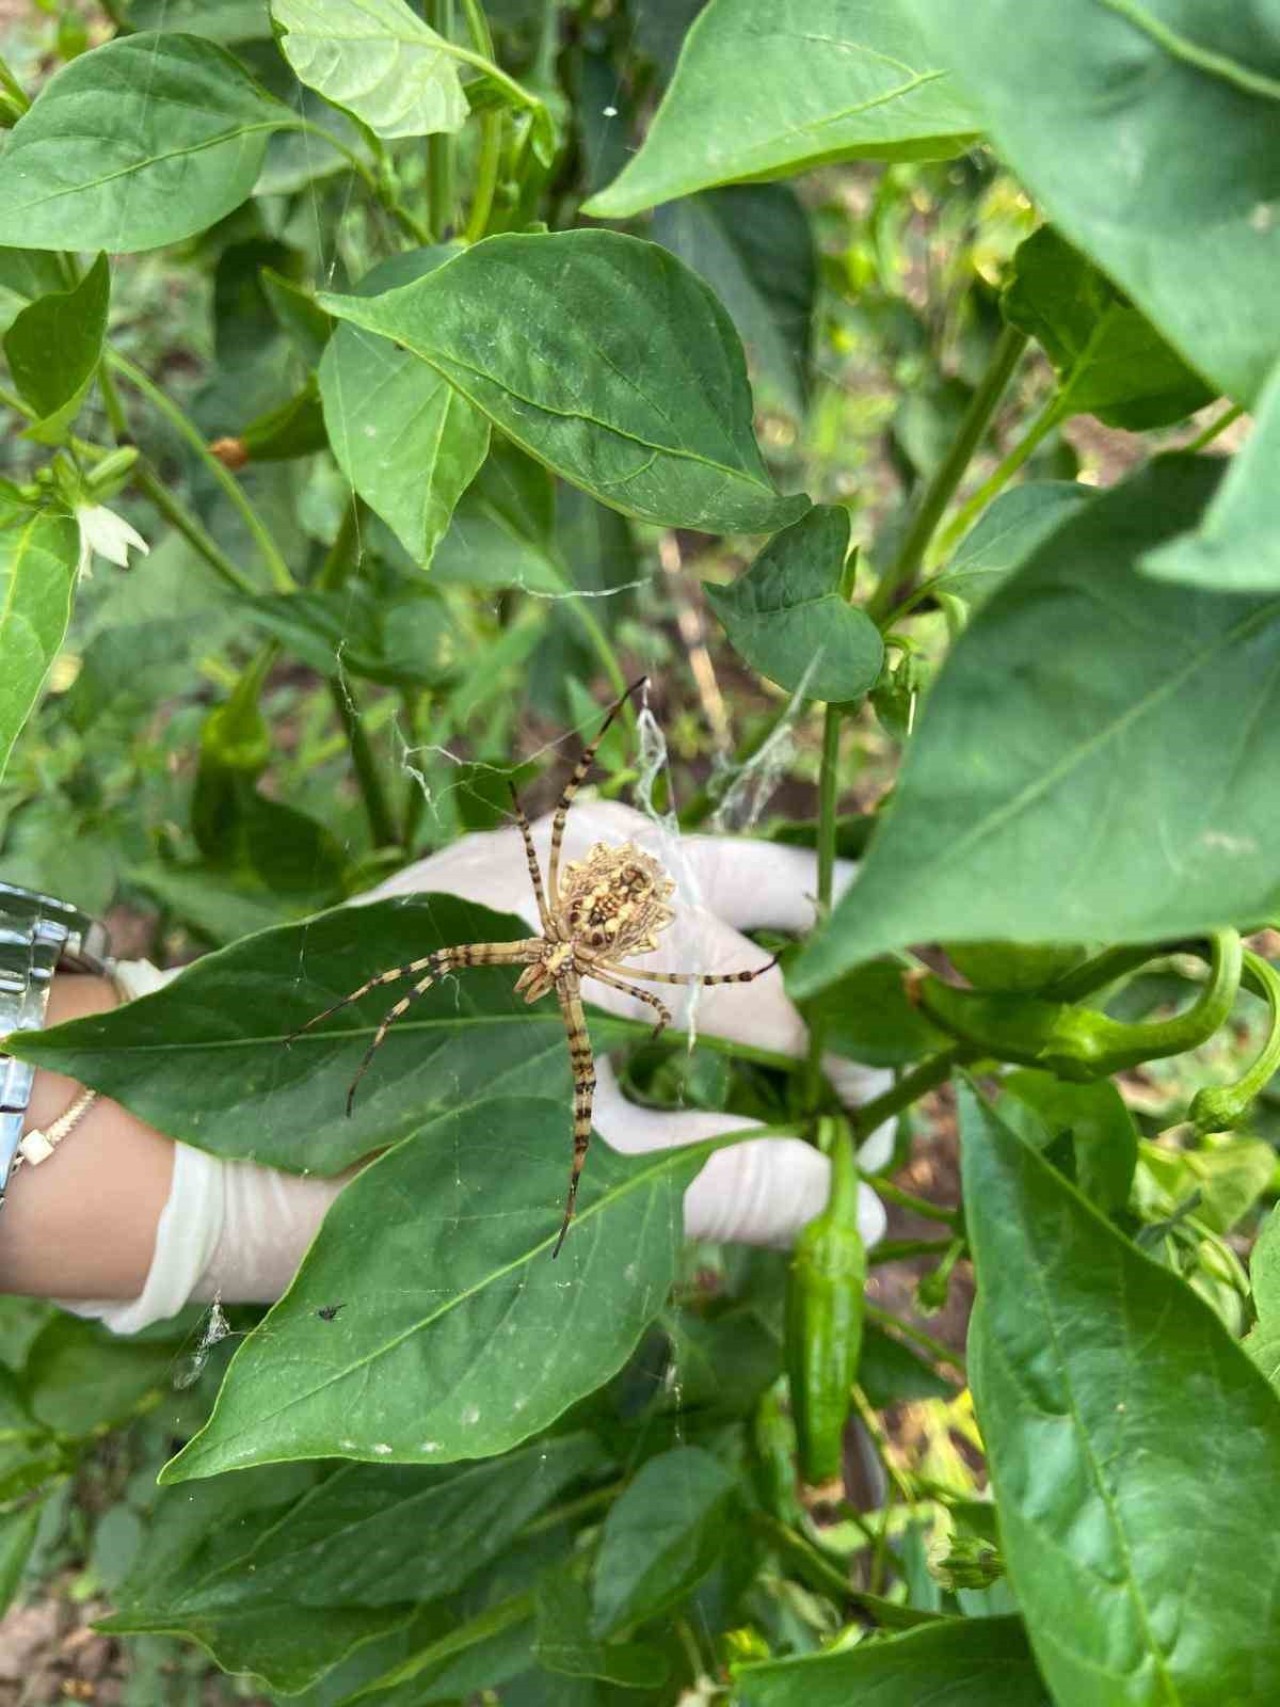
0;883;112;1204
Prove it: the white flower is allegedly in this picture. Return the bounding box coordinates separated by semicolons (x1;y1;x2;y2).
75;503;149;580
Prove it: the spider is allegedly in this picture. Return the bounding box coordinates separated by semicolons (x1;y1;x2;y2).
297;680;776;1257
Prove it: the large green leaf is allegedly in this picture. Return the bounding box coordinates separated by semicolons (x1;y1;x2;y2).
319;231;808;535
734;1614;1049;1705
704;507;883;701
999;1069;1138;1216
960;1080;1280;1706
319;248;490;569
0;33;296;252
271;0;467;139
584;0;979;219
933;481;1092;610
0;250;65;336
590;1447;736;1635
0;508;80;783
787;457;1280;995
653;184;815;421
3;254;110;443
1145;361;1280;592
907;0;1280;405
161;1099;706;1480
102;1436;601;1691
10;896;631;1174
535;1570;667;1689
1002;227;1214;431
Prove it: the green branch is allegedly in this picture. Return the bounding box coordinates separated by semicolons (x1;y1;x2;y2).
869;324;1028;623
106;350;296;592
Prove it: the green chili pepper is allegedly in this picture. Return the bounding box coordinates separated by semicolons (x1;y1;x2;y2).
786;1117;867;1485
751;1379;807;1530
1192;948;1280;1134
914;930;1241;1081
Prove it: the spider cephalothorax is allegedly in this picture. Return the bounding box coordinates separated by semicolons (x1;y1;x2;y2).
297;681;776;1256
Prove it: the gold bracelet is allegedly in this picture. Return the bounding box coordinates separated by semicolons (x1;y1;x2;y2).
13;1087;99;1173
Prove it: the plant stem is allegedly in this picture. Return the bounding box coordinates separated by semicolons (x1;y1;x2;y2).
331;678;399;849
869;1236;956;1265
1183;401;1245;455
869;324;1028;623
315;495;361;592
804;701;844;1104
865;1303;965;1373
930;386;1066;565
135;465;257;597
870;1178;959;1226
461;0;504;242
850;1046;968;1141
105;350;296;592
425;1;457;236
298;122;430;245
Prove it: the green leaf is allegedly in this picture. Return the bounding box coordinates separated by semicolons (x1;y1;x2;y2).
0;1501;44;1620
906;0;1280;405
1145;361;1280;592
160;1100;703;1480
0;508;80;783
3;254;110;443
10;896;631;1175
800;958;947;1068
0;33;296;252
934;482;1092;610
705;507;883;701
583;0;979;219
734;1614;1050;1706
245;585;459;687
1140;1133;1275;1236
0;249;66;336
534;1570;667;1689
653;184;815;421
1000;1070;1138;1216
788;457;1280;994
271;0;467;139
1002;227;1215;430
103;1436;601;1691
319;248;491;569
858;1322;958;1407
1246;1207;1280;1387
960;1079;1280;1706
590;1446;736;1635
433;440;566;594
319;231;808;535
22;1315;176;1436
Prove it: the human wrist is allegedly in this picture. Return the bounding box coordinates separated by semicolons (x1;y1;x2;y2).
23;974;119;1134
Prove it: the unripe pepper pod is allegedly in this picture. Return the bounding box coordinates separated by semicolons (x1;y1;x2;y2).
785;1117;867;1485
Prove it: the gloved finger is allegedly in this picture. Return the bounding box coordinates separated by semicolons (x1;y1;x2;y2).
591;1053;886;1246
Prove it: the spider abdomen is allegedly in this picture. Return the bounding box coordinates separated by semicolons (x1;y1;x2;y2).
558;841;676;958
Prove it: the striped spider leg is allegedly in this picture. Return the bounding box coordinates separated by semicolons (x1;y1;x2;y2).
297;679;776;1259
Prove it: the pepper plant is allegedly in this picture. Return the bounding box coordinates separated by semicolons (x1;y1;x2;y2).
1;1;1280;1703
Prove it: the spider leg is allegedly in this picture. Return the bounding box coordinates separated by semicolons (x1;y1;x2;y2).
547;676;648;905
582;965;672;1043
507;783;551;931
552;973;596;1259
589;953;779;989
286;955;442;1041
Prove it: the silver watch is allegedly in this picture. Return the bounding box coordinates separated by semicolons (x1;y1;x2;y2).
0;883;112;1203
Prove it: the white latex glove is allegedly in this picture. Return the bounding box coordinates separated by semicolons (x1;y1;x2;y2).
79;805;891;1333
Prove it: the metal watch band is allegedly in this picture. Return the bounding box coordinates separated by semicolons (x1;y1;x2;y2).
0;883;111;1201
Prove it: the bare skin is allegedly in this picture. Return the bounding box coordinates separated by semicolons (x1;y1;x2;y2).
0;976;171;1299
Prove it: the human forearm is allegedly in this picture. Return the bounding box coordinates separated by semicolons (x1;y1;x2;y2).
0;975;173;1299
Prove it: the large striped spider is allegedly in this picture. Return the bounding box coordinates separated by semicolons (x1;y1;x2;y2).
298;681;776;1256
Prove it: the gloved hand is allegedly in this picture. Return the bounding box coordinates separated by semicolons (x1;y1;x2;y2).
78;803;890;1334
